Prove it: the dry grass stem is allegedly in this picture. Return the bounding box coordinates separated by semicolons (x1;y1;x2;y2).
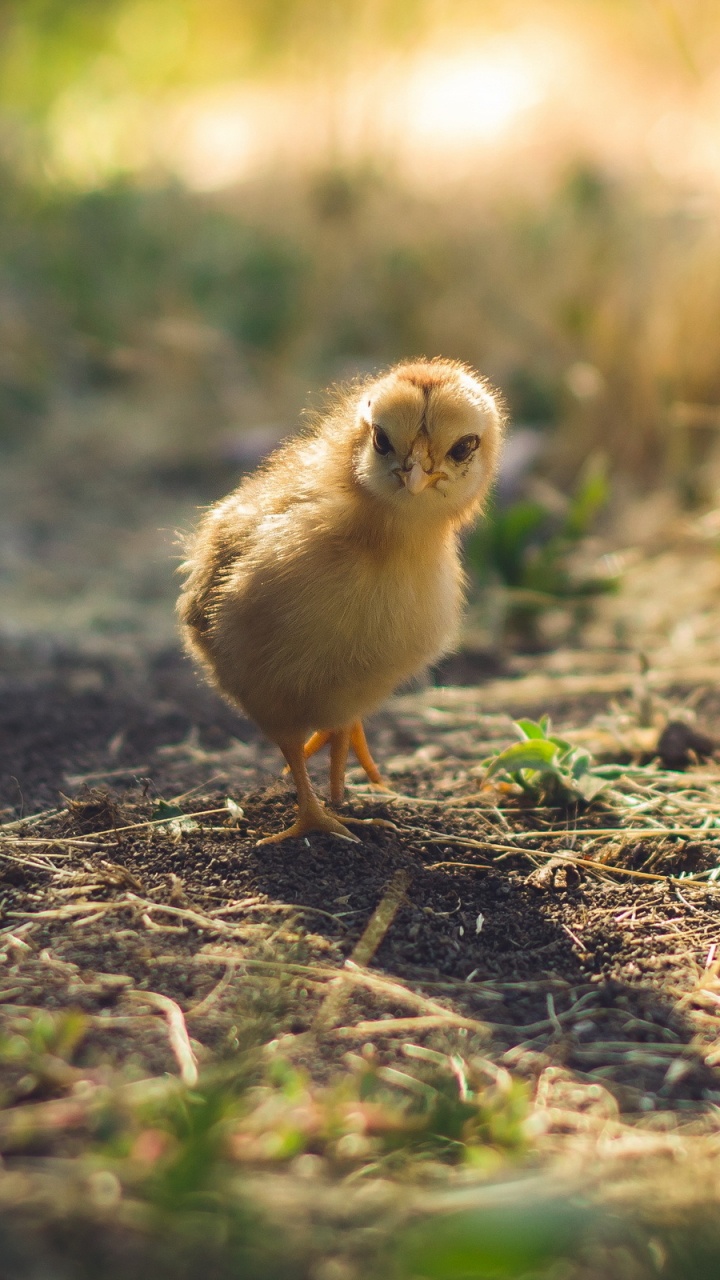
426;853;688;883
504;826;720;840
186;963;237;1016
74;807;230;841
349;869;411;968
333;1013;486;1036
315;869;410;1029
125;991;198;1086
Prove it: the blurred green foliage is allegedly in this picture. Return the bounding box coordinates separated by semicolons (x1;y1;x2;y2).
0;0;437;123
1;1;720;493
2;998;720;1276
0;126;719;491
395;1199;591;1278
0;0;713;122
0;1009;86;1105
187;219;306;351
0;1012;536;1275
465;455;618;642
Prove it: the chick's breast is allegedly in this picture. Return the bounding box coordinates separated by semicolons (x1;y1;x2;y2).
180;483;462;740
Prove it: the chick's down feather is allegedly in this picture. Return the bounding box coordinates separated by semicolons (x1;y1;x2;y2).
178;357;504;841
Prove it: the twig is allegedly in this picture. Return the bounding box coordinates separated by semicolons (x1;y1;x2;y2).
124;894;264;938
675;886;704;913
73;906;122;927
62;807;230;841
339;959;488;1028
496;825;720;840
332;1013;483;1037
0;987;25;1003
315;870;410;1029
0;808;63;832
561;923;586;950
0;837;103;850
169;949;490;1034
0;924;36;944
546;993;563;1035
425;860;494;872
422;834;518;856
208;897;266;915
64;765;148;785
350;870;411;968
187;964;237;1017
209;900;348;928
5;901;113;922
427;854;674;883
0;850;64;872
125;991;198;1086
141;914;188;934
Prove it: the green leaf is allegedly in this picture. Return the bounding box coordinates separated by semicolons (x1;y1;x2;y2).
573;772;611;801
515;717;551;741
566;747;594;778
151;800;198;832
484;719;612;804
484;739;559;778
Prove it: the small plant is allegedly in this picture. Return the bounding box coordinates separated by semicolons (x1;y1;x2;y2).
150;798;199;836
466;455;619;643
482;716;612;803
0;1010;87;1103
212;1047;529;1172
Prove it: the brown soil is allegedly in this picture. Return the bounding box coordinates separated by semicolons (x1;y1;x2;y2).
3;635;720;1119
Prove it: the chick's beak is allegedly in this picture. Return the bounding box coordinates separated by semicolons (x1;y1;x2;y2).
398;461;444;494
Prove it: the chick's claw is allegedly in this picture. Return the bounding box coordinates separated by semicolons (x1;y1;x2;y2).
341;815;399;832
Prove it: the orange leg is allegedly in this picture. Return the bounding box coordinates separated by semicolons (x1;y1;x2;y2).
339;721;395;832
302;729;332;761
282;728;332;777
258;735;359;846
349;721;388;788
283;720;388;804
329;727;351;806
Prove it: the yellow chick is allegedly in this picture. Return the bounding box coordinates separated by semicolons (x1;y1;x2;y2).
178;358;504;843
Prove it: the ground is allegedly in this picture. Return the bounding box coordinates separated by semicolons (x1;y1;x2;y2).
3;493;720;1276
3;635;720;1107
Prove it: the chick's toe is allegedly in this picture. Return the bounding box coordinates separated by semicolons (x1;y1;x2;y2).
256;800;361;846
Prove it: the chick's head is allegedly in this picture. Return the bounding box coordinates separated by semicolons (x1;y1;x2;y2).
353;360;503;526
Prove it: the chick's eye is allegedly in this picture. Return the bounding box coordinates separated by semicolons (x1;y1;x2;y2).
447;434;480;463
372;425;393;456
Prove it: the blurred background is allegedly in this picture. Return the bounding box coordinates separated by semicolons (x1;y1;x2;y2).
2;0;720;650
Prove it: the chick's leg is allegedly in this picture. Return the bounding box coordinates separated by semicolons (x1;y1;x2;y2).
257;736;359;846
282;729;331;779
301;729;332;761
350;721;390;789
303;724;384;795
329;728;351;806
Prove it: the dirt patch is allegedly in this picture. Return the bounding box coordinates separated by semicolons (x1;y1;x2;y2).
3;643;720;1120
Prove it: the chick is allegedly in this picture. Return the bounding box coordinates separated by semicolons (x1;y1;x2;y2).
178;358;503;843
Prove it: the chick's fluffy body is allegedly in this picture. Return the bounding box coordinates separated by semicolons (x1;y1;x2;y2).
179;359;502;742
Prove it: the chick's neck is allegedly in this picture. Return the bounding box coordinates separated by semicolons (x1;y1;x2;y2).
332;480;460;564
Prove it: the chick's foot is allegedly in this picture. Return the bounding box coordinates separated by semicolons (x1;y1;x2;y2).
256;796;360;846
